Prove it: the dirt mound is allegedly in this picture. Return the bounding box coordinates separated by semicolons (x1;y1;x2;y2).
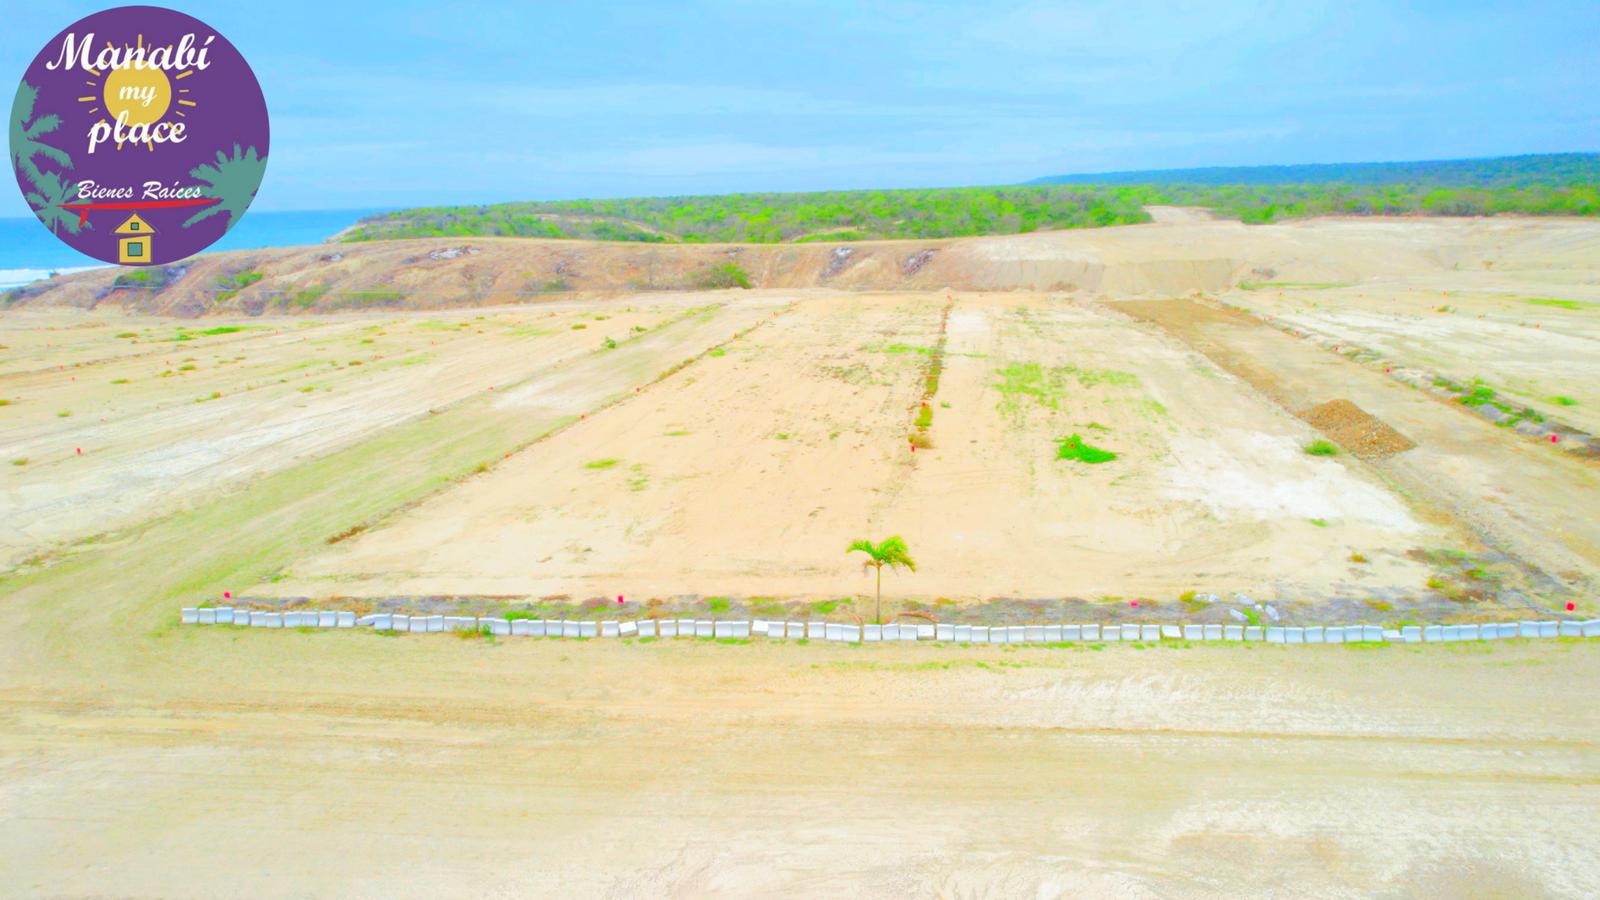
1300;399;1416;459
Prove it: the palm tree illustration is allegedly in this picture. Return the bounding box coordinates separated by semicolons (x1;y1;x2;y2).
847;536;916;624
183;144;266;229
10;82;80;233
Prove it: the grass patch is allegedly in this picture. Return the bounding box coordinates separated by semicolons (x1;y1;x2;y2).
10;458;27;466
1304;439;1339;456
1524;297;1590;310
1309;518;1329;527
584;458;619;469
706;597;731;614
1056;433;1117;464
1552;395;1578;406
692;262;752;290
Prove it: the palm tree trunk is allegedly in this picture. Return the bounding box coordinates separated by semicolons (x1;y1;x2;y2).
875;565;882;624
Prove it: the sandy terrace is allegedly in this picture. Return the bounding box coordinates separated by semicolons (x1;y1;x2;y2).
261;292;1456;605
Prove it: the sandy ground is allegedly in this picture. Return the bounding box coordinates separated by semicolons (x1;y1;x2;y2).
261;292;1455;605
3;219;1600;897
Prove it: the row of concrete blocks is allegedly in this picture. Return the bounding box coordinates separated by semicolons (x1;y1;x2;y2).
182;610;1600;642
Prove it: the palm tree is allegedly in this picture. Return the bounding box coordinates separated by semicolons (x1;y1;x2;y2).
184;144;267;230
847;536;916;624
10;82;71;186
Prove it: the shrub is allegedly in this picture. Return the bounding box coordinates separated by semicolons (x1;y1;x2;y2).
693;263;752;290
1304;439;1339;456
1056;433;1116;463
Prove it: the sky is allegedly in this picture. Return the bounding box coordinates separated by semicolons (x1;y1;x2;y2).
4;0;1597;215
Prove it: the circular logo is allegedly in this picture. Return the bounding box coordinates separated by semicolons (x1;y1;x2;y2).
9;6;269;267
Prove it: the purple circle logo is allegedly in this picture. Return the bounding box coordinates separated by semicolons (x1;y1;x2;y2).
9;5;268;266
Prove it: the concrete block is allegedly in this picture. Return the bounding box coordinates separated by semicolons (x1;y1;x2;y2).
279;611;299;627
936;624;955;641
602;620;620;638
1266;627;1286;644
1007;626;1025;643
1141;625;1161;641
826;623;845;641
182;607;199;624
357;614;383;628
1455;624;1478;641
1305;627;1323;644
481;618;510;636
1402;626;1422;644
656;619;676;637
730;621;751;638
1559;621;1581;638
579;621;599;638
409;616;429;634
843;625;861;642
713;621;734;638
318;611;338;628
442;616;473;632
1364;626;1384;642
1161;625;1181;640
1382;629;1402;642
971;627;989;643
1044;625;1062;643
389;614;409;631
902;625;921;641
427;616;445;633
1285;627;1303;644
527;619;547;637
1082;625;1100;641
989;627;1009;644
1244;626;1263;641
787;622;805;639
751;621;769;636
1324;626;1343;644
691;619;711;637
336;612;355;628
1025;626;1046;643
1538;621;1559;638
864;625;882;642
561;621;580;638
637;620;657;638
1061;625;1081;642
954;625;972;642
1101;626;1119;642
1422;625;1442;642
1224;625;1244;641
808;622;826;639
197;608;216;625
882;624;899;641
1183;625;1203;640
214;608;234;625
1516;621;1538;638
1583;619;1600;638
917;624;935;640
1204;624;1223;641
511;618;533;636
254;612;279;628
620;621;638;637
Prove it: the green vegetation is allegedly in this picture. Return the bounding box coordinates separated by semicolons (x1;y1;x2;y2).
1524;297;1590;310
112;267;169;289
341;155;1600;245
847;536;916;624
692;262;752;290
1304;439;1340;456
199;325;244;335
584;458;619;470
1056;433;1117;464
1552;395;1578;406
706;596;731;614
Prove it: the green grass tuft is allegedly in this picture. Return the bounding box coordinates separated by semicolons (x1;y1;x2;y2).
1304;439;1339;456
1056;433;1117;464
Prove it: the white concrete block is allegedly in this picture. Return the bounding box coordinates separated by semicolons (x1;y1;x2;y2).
181;607;199;624
787;622;805;639
336;612;355;628
1457;624;1478;641
1183;625;1203;640
427;616;445;633
1402;626;1422;643
954;625;972;642
318;611;338;628
1364;626;1384;642
1043;625;1062;642
1224;625;1244;641
1266;627;1285;644
882;624;899;641
843;625;861;642
1204;624;1223;641
826;623;845;641
511;618;533;636
1025;626;1046;643
864;624;882;642
936;624;955;641
1082;625;1100;641
1559;621;1581;638
1101;626;1119;642
441;616;472;632
358;614;386;629
197;608;216;625
388;614;409;631
482;618;511;636
1061;625;1081;642
1382;628;1402;642
1583;620;1600;638
917;624;935;640
579;621;600;638
410;616;429;634
635;619;657;638
692;620;712;638
971;626;989;643
1141;625;1161;641
900;625;919;641
1518;621;1539;638
1161;625;1181;640
1538;621;1558;638
1305;627;1323;644
620;621;638;636
713;621;734;638
1324;626;1344;644
597;620;617;637
808;622;826;639
561;621;580;638
1000;626;1020;642
1244;626;1263;641
1422;625;1442;642
752;621;769;636
989;627;1008;644
527;619;547;637
656;619;676;637
214;608;234;624
1285;627;1304;644
731;621;751;638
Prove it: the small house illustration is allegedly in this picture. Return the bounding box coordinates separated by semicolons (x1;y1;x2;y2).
115;214;155;264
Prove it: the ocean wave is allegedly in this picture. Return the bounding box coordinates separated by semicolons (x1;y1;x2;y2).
0;266;109;291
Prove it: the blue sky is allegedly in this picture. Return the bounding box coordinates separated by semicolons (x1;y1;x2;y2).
5;0;1597;214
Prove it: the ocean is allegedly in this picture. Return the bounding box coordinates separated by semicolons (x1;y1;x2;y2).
0;208;387;289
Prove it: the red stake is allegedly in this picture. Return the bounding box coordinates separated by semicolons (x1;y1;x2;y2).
617;595;624;605
1567;602;1576;612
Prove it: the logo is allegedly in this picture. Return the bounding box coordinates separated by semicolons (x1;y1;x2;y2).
9;6;268;266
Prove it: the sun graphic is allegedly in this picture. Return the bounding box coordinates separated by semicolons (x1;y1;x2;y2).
76;34;199;151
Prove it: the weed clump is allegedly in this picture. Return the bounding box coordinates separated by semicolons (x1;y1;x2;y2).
1305;439;1340;456
1056;433;1116;464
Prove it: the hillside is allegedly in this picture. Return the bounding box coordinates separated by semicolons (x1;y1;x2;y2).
1030;152;1600;187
